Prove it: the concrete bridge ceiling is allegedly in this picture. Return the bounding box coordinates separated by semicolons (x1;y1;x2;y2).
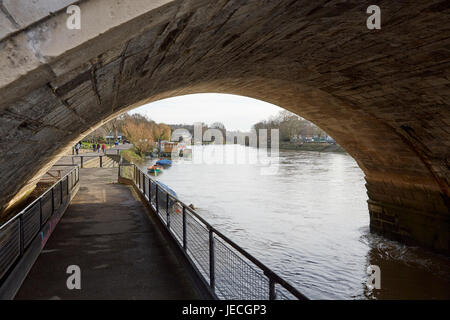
0;1;449;251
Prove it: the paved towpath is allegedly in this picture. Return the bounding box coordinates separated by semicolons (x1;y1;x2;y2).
15;168;202;299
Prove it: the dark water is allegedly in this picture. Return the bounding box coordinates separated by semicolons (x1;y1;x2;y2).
141;145;450;299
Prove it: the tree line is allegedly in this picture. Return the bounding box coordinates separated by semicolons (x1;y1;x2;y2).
252;110;328;143
85;114;171;156
86;114;230;156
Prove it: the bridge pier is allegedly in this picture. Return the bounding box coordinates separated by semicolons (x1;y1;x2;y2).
366;179;449;254
369;201;449;253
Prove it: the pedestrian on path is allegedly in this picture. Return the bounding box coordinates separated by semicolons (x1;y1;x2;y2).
102;143;106;153
75;143;80;155
97;143;100;153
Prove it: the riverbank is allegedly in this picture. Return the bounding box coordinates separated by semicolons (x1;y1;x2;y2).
121;148;149;163
122;143;347;162
279;142;346;153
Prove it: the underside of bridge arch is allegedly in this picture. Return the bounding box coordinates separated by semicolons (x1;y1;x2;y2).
0;0;449;253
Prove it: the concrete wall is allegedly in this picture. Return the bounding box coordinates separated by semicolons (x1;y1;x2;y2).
0;0;449;253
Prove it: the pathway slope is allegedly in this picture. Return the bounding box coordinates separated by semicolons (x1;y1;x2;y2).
15;168;201;299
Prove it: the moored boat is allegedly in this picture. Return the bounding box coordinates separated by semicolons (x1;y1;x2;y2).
148;165;163;176
156;159;172;167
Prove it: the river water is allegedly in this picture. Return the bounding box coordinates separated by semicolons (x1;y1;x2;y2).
141;145;450;300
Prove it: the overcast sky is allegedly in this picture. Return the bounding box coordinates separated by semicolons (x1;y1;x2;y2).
129;93;284;131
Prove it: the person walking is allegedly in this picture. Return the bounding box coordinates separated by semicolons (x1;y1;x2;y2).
75;142;80;155
92;143;96;152
102;143;106;153
96;143;100;153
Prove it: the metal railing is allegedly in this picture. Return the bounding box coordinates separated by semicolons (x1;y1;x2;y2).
119;163;308;300
0;166;80;283
71;154;120;168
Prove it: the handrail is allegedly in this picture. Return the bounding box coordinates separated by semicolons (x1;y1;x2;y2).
70;153;121;168
0;165;79;284
0;166;79;231
164;184;306;297
120;163;308;300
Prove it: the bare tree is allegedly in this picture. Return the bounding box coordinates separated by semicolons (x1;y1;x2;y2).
103;117;121;142
153;123;171;155
85;127;107;143
121;120;155;156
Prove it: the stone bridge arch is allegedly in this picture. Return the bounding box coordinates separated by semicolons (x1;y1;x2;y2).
0;0;448;253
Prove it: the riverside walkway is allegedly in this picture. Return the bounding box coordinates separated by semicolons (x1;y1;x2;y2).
15;168;202;299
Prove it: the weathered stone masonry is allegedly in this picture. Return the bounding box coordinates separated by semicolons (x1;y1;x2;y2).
0;0;449;253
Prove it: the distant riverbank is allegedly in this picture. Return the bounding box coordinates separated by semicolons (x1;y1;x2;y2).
279;142;346;153
122;143;346;163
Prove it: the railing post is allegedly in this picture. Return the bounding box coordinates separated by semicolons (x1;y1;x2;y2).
149;179;152;206
269;278;276;300
80;156;84;168
100;156;103;168
166;193;171;228
143;175;146;198
156;184;159;215
209;228;215;291
59;180;63;204
182;206;187;250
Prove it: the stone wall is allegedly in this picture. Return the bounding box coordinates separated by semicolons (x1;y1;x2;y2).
0;0;449;253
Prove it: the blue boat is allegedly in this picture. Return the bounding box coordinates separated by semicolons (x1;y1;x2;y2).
157;182;177;197
156;159;172;167
152;181;180;213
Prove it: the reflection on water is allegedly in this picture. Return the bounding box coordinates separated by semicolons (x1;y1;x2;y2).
141;145;450;299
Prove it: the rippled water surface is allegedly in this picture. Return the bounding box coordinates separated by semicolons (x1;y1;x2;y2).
141;145;450;299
